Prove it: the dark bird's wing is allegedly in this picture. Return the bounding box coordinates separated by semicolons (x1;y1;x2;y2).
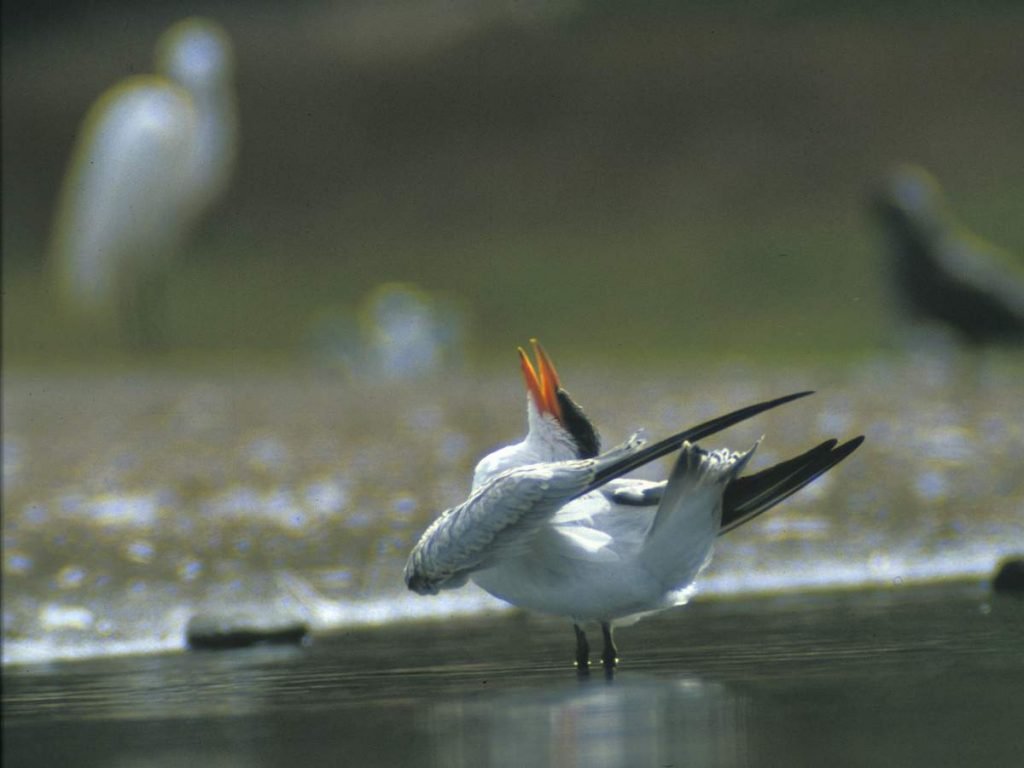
873;165;1024;343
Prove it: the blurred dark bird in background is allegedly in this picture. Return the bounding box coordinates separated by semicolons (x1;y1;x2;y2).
49;17;237;349
871;164;1024;345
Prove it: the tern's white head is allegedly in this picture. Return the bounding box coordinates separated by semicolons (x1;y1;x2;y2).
471;340;600;490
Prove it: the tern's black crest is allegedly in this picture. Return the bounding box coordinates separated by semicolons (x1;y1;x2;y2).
556;388;601;459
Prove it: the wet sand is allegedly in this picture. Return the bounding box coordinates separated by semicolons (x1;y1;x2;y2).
4;582;1022;767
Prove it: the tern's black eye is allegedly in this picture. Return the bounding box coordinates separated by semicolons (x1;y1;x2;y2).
556;388;600;459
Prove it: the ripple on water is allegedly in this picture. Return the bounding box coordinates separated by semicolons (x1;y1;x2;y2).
302;478;349;515
39;603;94;631
913;469;950;503
4;550;34;575
54;565;87;590
3;436;23;487
204;485;323;530
123;539;156;564
176;558;203;582
244;436;291;472
61;492;162;529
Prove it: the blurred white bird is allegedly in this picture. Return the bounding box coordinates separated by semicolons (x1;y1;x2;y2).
405;341;863;671
872;164;1024;345
49;17;238;347
307;283;468;380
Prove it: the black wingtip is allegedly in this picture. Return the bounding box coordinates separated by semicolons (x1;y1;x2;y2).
680;390;814;445
843;435;866;452
586;390;817;494
828;435;865;466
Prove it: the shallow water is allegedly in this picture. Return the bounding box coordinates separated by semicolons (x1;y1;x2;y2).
3;353;1023;665
3;584;1023;767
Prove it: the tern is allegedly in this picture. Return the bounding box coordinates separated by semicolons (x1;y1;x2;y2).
405;341;863;671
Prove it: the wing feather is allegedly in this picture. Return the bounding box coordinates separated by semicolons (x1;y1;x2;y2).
404;435;645;593
601;478;666;506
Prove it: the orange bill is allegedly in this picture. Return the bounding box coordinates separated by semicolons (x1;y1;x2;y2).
517;339;563;421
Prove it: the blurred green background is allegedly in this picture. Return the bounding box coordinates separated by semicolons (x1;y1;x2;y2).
4;0;1023;367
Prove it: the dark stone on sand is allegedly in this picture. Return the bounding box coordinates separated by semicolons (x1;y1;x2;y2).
186;612;310;650
992;558;1024;594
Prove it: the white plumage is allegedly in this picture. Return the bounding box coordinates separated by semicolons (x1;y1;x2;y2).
463;441;756;623
50;17;237;344
406;341;862;670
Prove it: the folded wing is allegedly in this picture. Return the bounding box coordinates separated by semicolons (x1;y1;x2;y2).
405;391;817;594
404;435;645;594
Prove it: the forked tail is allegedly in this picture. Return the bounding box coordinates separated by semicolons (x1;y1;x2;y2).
641;441;757;588
720;436;865;534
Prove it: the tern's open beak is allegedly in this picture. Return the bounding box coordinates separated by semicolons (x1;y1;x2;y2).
518;339;563;422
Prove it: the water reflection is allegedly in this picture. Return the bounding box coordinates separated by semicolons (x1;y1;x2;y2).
423;675;747;768
5;585;1021;768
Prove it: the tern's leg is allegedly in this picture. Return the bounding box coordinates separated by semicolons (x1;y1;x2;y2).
601;622;618;670
574;623;590;671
